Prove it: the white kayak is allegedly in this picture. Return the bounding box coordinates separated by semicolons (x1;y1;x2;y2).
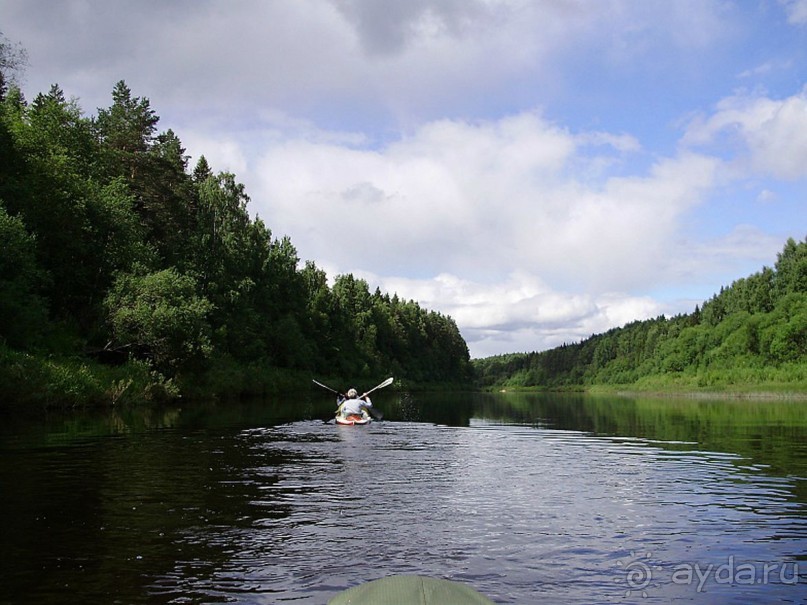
335;410;372;425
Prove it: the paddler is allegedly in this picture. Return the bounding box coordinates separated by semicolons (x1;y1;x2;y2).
337;388;373;418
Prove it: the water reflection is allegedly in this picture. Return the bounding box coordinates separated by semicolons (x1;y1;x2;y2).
378;390;807;476
0;392;805;604
458;392;807;482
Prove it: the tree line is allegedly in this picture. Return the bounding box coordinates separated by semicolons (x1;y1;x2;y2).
0;75;472;404
474;237;807;390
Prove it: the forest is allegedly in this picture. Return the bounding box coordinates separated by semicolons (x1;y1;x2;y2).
474;237;807;392
0;73;472;406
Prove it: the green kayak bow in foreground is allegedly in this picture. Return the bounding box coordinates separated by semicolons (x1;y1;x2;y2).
328;575;494;605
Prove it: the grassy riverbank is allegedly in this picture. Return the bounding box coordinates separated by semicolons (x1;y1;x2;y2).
490;376;807;398
0;345;311;409
0;345;472;410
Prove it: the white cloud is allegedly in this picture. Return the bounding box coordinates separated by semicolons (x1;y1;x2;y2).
757;189;777;203
355;270;666;358
252;111;716;290
246;111;728;357
670;225;786;283
781;0;807;25
683;88;807;180
180;131;248;177
737;59;793;79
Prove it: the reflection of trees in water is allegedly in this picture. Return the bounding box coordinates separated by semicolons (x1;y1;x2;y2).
384;391;477;426
468;391;807;499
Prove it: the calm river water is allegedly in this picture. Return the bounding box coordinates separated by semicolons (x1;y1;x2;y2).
1;392;805;604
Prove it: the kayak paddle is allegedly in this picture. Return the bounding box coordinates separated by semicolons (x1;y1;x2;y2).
313;377;393;421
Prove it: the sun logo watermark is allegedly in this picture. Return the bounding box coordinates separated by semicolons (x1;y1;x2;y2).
615;551;657;597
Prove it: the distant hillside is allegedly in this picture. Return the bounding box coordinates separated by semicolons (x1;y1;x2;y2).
473;237;807;392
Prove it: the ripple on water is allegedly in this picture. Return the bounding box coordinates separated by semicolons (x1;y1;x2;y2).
140;419;807;603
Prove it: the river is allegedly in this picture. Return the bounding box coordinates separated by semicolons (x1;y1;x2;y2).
1;392;805;604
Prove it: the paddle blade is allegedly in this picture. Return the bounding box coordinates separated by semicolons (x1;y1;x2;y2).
364;377;394;396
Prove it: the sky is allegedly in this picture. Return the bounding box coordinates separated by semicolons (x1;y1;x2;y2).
2;0;806;358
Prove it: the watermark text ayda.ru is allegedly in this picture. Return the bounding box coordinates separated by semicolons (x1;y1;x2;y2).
617;551;801;597
672;556;800;592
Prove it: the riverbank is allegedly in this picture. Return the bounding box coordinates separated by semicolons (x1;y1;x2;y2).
592;369;807;400
487;377;807;401
0;346;310;410
588;385;807;401
0;346;472;411
491;386;807;401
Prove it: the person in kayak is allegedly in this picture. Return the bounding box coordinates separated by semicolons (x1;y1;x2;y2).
338;388;373;418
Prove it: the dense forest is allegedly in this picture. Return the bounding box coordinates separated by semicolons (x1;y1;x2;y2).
0;68;472;405
474;237;807;391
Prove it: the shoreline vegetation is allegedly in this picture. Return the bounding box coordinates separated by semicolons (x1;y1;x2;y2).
0;344;473;410
488;385;807;401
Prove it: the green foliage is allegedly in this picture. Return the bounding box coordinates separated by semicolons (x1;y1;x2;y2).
763;294;807;363
773;237;807;298
0;73;472;405
105;269;214;373
1;85;101;329
475;237;807;391
0;203;48;348
0;344;178;408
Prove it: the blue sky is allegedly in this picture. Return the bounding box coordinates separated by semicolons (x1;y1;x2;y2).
3;0;806;358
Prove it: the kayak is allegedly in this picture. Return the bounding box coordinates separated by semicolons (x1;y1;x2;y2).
314;377;391;424
335;410;371;425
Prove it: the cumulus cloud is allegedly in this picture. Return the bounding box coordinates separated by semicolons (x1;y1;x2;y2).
354;271;666;357
683;88;807;179
244;110;728;357
253;111;719;289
